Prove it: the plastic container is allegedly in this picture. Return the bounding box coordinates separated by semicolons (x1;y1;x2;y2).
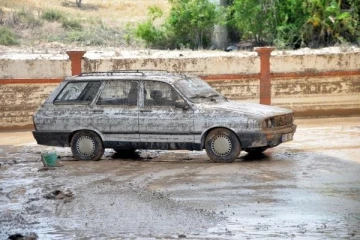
42;152;58;167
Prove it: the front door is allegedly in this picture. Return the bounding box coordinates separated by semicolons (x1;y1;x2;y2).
139;81;194;150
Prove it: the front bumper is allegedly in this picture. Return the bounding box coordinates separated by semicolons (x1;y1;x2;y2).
237;124;297;149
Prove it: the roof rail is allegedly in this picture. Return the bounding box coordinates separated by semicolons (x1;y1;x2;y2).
79;70;144;76
78;70;169;77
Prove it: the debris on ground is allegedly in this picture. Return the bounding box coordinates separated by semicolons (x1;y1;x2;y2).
44;189;74;202
8;232;38;240
38;166;56;171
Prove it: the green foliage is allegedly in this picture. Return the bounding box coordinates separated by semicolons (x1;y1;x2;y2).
148;5;163;20
135;0;224;49
42;9;65;22
231;0;277;45
124;23;135;46
61;17;83;30
230;0;360;48
304;0;358;47
166;0;219;49
0;26;19;46
135;19;166;48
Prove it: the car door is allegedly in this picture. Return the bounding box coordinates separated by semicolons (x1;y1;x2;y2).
92;79;139;148
139;80;194;149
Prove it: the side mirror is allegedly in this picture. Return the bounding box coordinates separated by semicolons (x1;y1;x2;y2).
175;100;189;110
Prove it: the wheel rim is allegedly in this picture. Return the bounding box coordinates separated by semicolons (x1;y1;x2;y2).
211;135;232;156
76;136;95;156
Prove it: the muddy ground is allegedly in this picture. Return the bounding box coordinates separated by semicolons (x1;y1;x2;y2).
1;117;360;239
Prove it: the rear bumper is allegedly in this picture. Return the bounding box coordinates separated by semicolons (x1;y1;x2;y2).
32;131;70;147
237;124;297;149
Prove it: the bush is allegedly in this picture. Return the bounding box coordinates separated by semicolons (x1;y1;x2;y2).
0;27;19;46
136;1;223;49
42;9;65;22
61;18;83;30
166;0;219;49
135;20;166;48
230;0;360;49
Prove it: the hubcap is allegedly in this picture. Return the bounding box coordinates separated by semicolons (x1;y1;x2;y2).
211;135;232;156
76;136;95;156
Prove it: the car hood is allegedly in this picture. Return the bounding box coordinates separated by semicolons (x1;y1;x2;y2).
198;101;293;118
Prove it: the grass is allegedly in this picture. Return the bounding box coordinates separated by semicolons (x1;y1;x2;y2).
0;26;19;46
42;9;65;22
0;0;169;47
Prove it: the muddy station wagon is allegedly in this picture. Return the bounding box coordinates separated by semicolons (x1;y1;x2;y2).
33;71;296;163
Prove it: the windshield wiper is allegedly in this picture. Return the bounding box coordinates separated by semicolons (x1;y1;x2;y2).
189;94;208;99
190;93;219;99
206;94;220;98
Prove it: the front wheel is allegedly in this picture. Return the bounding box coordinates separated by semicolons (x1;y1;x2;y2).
71;130;104;161
205;128;241;163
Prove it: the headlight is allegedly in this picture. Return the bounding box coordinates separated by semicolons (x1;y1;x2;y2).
262;118;273;128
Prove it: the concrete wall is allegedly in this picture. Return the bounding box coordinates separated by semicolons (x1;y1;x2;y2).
0;48;359;129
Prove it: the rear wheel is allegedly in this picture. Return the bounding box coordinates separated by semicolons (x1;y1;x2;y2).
71;130;104;161
205;128;241;163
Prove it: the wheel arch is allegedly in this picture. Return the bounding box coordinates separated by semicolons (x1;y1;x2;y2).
200;126;242;149
68;128;105;146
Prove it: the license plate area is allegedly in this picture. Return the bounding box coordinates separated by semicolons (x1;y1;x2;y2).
281;132;293;142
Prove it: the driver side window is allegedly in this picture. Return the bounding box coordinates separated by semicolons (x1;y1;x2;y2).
144;81;181;107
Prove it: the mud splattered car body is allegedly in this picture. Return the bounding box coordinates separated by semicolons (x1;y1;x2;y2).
33;71;296;162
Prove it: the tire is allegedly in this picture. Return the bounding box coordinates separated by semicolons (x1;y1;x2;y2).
71;130;104;161
205;128;241;163
244;147;268;155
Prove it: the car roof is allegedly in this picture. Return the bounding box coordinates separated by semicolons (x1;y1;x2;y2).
64;71;191;84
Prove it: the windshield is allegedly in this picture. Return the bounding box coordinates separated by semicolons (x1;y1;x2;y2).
174;76;227;103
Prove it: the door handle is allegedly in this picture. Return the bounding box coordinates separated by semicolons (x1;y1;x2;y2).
93;110;104;113
140;109;152;113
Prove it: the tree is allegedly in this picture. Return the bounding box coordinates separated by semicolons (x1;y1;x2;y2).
136;0;223;49
230;0;360;48
76;0;82;8
167;0;219;49
231;0;278;46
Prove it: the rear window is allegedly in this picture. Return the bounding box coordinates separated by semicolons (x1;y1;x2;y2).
54;81;101;104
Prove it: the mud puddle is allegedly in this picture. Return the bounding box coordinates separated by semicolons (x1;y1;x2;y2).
1;118;360;239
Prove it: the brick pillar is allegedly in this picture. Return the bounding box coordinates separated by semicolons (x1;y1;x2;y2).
255;47;274;105
66;51;86;76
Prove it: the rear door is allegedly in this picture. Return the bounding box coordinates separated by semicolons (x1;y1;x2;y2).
92;80;139;148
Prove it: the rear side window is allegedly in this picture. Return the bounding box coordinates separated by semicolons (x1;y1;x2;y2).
54;81;101;104
97;80;138;106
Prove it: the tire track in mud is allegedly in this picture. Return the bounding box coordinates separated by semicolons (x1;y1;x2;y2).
48;161;226;239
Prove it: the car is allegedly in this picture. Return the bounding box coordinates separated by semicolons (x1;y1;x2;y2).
32;70;296;163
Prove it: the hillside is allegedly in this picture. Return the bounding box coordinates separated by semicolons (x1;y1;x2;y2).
0;0;169;49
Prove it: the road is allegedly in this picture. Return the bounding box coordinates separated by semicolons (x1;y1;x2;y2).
0;117;360;239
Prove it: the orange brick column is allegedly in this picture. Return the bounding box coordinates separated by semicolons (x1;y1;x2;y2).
255;47;274;105
66;51;86;76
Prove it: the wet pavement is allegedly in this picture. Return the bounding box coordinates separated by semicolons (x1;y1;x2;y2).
0;117;360;239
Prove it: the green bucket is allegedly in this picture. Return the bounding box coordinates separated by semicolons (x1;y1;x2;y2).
42;152;58;167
